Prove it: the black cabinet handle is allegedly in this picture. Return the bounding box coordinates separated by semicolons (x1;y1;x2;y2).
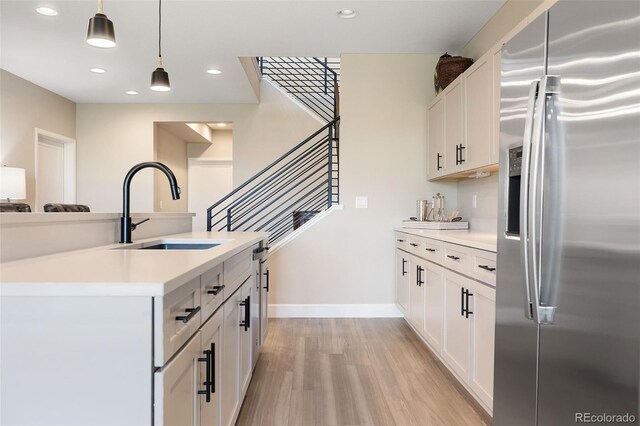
263;269;270;292
478;265;496;272
437;153;443;171
416;266;424;287
396;239;405;243
197;349;211;402
410;243;418;247
455;144;460;165
207;285;225;295
240;296;250;331
425;248;436;252
402;258;407;276
447;255;460;261
210;342;216;394
461;287;466;317
465;291;474;318
175;306;200;324
460;145;465;164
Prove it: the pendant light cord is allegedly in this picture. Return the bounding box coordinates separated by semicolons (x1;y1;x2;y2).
97;0;104;14
158;0;162;59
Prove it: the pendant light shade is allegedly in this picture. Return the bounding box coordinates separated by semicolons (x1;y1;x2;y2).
86;1;116;48
151;63;171;92
150;0;170;92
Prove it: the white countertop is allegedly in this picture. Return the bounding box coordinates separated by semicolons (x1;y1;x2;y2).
395;228;497;252
0;231;267;297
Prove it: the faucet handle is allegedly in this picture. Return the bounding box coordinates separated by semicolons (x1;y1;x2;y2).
131;218;150;231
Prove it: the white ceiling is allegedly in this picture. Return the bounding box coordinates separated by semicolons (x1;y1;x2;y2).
0;1;505;104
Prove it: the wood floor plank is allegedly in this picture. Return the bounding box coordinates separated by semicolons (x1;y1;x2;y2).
236;318;490;426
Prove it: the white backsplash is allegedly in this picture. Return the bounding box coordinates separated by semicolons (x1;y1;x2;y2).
456;173;499;234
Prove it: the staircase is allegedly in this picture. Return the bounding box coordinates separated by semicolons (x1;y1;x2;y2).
258;57;339;123
206;57;340;246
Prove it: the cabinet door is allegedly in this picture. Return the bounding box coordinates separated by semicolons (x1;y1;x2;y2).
427;96;445;179
444;79;465;174
491;43;502;165
408;257;424;331
422;261;445;354
154;332;201;426
221;290;241;426
259;260;269;345
464;54;493;170
470;281;496;411
395;250;410;315
442;270;471;380
200;311;223;426
239;281;253;397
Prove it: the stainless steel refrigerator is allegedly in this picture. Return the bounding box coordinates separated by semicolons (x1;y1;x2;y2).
494;1;640;424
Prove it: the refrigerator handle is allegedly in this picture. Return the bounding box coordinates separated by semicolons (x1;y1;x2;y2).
520;80;539;321
530;75;560;325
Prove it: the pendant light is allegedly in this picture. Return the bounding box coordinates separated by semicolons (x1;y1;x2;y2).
86;0;116;48
150;0;170;92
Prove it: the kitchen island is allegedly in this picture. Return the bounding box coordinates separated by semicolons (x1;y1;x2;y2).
0;231;268;426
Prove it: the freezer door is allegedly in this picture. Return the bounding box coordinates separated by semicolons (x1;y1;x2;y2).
536;1;640;424
493;12;547;426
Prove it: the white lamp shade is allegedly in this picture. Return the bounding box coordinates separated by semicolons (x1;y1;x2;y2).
0;167;27;200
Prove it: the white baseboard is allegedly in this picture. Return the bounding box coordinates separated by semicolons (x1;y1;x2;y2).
268;304;403;318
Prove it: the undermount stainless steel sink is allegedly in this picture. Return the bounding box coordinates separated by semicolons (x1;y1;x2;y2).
140;243;219;250
117;239;231;250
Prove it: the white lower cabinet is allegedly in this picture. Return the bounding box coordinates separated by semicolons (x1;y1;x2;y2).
221;286;242;426
408;256;424;331
395;250;410;315
154;331;201;426
394;231;496;414
200;310;223;426
470;281;496;409
442;270;472;380
422;261;444;354
239;280;253;397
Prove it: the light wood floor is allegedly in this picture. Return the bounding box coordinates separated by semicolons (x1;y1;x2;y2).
236;318;491;426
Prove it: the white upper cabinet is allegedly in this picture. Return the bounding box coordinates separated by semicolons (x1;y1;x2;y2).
464;54;493;170
443;79;466;175
427;96;445;179
427;48;500;180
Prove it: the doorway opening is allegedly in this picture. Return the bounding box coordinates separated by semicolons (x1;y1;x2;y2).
34;129;76;212
153;122;233;231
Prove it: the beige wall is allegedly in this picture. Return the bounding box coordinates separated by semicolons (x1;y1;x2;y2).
0;69;76;209
154;126;188;213
76;80;320;213
460;0;544;59
269;54;457;306
187;129;233;159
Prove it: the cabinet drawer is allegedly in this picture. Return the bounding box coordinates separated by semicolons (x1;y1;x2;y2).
471;249;497;287
443;243;472;276
154;276;202;367
421;238;444;264
224;248;253;297
407;238;423;256
201;264;224;321
395;233;410;251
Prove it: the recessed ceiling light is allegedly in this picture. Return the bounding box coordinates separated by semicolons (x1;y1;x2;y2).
216;123;227;127
125;90;139;95
207;69;222;75
337;8;358;19
90;67;106;73
36;7;58;16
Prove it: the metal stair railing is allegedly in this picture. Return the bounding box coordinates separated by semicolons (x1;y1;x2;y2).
207;117;340;245
258;57;339;123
